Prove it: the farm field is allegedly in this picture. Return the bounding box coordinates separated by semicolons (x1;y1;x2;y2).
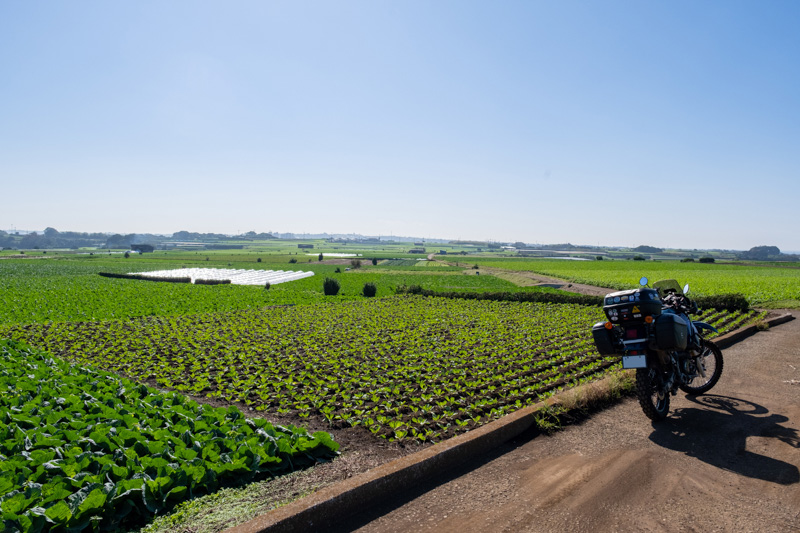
0;251;777;531
0;297;765;444
0;258;524;325
473;258;800;307
0;339;338;531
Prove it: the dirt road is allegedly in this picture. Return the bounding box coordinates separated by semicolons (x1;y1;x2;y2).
341;316;800;533
480;266;614;296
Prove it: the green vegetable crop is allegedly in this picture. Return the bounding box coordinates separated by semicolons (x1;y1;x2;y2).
0;340;338;532
1;298;764;445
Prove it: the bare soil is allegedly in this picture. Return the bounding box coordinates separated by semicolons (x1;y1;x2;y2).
337;314;800;533
484;267;614;296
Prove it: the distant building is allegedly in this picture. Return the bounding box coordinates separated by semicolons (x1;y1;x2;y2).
162;242;208;250
206;244;244;250
409;248;426;254
298;244;314;249
130;244;155;253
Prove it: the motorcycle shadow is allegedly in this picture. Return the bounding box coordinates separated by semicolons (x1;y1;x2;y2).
648;394;800;485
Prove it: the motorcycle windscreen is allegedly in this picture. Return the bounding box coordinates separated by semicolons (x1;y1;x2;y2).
653;279;683;298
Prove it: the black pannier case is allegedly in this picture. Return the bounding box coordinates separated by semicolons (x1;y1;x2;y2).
592;322;618;355
654;314;688;351
602;288;662;323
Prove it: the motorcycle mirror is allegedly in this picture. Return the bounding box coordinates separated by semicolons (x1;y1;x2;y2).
683;283;690;294
639;277;648;287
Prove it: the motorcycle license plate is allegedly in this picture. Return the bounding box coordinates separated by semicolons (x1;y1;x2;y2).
622;355;647;369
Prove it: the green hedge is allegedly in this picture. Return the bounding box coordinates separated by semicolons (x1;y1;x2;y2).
98;273;191;284
395;286;750;311
395;285;604;306
194;279;231;286
694;293;750;312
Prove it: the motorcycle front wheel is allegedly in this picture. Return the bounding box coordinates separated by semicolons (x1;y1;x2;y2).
679;340;723;395
635;367;670;421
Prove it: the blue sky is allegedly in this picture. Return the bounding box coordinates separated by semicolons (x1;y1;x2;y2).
2;1;799;251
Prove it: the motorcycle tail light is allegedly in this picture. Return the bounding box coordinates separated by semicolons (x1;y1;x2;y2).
645;315;654;324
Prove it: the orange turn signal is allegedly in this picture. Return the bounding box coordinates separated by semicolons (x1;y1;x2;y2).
644;315;654;324
604;322;613;330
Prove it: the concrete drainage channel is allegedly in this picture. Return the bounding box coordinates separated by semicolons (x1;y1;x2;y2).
226;312;795;533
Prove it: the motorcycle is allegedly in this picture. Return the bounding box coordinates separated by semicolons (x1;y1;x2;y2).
591;277;724;421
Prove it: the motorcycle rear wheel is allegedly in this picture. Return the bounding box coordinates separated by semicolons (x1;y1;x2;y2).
635;367;670;421
679;340;723;395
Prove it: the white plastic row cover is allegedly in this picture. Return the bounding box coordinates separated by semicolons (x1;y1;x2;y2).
129;268;314;286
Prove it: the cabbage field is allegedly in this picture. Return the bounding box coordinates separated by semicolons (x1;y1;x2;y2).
0;340;338;531
0;297;765;445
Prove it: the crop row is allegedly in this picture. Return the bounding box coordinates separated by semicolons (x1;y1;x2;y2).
0;339;338;532
1;298;763;444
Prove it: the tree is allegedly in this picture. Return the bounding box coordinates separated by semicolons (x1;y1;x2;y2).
106;234;132;249
20;233;41;249
633;245;663;253
739;246;781;261
172;231;194;240
323;277;340;296
362;282;377;297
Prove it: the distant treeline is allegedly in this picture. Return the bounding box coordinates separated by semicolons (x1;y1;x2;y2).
1;228;109;249
1;227;275;250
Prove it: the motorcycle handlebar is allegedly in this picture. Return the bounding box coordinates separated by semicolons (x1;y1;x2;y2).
663;293;697;315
